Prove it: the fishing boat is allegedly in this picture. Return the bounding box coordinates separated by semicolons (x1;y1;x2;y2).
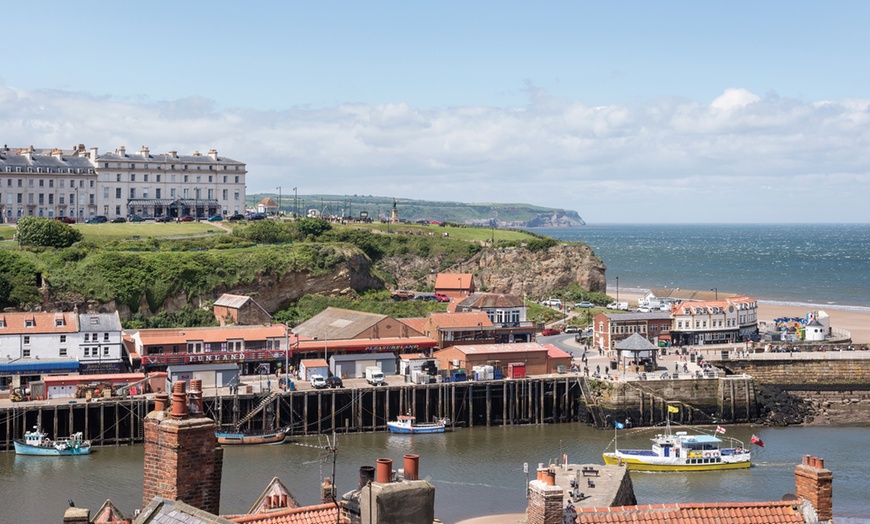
602;422;750;471
215;429;286;445
14;428;91;456
387;415;449;434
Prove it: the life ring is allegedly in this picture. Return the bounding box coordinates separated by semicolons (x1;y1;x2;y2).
704;452;711;458
44;438;50;445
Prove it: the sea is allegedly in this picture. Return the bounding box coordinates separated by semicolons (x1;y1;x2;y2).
534;223;870;311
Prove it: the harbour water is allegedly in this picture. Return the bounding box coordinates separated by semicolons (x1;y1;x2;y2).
1;423;866;522
536;223;870;310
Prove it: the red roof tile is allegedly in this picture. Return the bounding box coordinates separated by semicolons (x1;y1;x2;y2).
228;503;340;524
573;501;807;523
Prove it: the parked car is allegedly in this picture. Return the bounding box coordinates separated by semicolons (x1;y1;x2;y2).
128;215;146;222
154;216;173;222
327;375;343;388
207;214;224;222
179;216;195;222
54;217;76;224
541;298;562;307
564;326;579;333
433;293;450;302
391;290;414;301
310;375;328;389
85;215;108;224
541;328;561;336
247;213;266;220
574;301;595;308
111;217;127;223
228;213;246;221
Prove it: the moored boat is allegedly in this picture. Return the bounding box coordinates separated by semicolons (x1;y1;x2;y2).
602;423;750;471
215;429;286;445
14;428;91;456
387;415;449;434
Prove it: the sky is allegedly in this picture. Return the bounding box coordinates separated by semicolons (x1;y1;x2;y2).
3;1;870;223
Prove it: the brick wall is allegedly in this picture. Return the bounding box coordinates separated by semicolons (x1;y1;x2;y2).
795;455;833;522
526;479;564;524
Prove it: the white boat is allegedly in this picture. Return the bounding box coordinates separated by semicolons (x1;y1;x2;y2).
603;422;750;471
387;415;449;434
14;428;91;456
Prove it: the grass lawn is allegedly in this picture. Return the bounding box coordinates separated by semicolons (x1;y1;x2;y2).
340;222;536;243
73;221;227;241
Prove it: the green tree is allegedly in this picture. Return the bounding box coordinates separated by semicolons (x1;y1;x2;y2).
16;216;82;248
239;220;294;244
295;218;332;238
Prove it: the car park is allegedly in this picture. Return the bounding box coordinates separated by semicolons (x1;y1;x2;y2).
574;301;595;308
310;375;328;389
541;328;561;336
327;375;343;388
85;216;108;224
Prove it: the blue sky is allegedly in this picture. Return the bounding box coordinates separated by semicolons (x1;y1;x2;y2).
3;1;870;223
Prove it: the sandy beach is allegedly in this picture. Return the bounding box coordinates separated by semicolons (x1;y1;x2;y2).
615;291;870;344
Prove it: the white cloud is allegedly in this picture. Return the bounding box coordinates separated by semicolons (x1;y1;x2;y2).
2;83;869;223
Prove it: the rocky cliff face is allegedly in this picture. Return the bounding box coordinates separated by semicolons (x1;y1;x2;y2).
466;210;585;228
82;249;383;319
383;242;606;297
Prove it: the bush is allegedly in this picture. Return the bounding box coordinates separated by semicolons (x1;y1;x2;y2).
16;217;82;248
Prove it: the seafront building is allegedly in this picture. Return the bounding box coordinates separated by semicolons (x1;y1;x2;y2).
0;144;246;222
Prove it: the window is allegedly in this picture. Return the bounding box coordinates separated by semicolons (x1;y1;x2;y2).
116;188;121;198
156;174;161;182
131;174;135;182
83;348;89;357
103;347;109;356
144;174;148;182
104;187;110;199
23;336;30;344
60;334;66;343
25;319;34;327
116;173;121;182
59;348;67;357
104;333;110;342
130;188;136;198
23;349;30;357
156;188;161;198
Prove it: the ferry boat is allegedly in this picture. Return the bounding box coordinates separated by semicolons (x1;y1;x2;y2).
14;428;91;456
215;429;286;445
387;415;449;434
602;423;750;471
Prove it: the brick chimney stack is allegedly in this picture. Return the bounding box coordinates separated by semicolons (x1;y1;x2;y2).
795;454;833;522
142;381;224;514
526;467;564;524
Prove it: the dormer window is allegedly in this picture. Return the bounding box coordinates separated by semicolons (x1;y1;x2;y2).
25;319;34;328
55;319;65;327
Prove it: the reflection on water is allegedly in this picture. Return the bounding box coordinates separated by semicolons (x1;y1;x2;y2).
0;424;866;523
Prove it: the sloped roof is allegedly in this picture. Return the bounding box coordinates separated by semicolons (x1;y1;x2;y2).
258;197;278;207
456;292;524;309
78;312;122;333
573;500;808;523
604;312;672;322
134;497;235;524
134;325;287;345
228;503;339;524
615;333;658;351
0;311;79;334
437;342;549;356
543;344;573;359
214;294;254;309
434;273;474;290
397;317;427;335
293;307;389;340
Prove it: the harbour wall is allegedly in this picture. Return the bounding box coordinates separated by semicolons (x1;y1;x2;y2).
0;375;756;450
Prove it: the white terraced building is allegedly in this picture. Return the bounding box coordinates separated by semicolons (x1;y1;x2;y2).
0;144;247;222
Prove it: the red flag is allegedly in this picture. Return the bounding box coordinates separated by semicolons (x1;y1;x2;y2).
716;425;726;434
750;434;765;447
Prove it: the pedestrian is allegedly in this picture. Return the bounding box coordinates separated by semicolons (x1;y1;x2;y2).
674;362;678;373
596;365;600;375
267;379;271;391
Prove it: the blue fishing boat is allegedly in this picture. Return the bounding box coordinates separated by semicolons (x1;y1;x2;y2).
14;428;91;456
387;415;449;434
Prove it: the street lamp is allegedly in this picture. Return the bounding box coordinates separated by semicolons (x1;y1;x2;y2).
277;186;281;217
293;187;298;219
616;276;619;305
194;187;199;220
711;287;718;301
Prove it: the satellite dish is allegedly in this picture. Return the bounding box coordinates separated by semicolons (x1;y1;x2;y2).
781;493;798;501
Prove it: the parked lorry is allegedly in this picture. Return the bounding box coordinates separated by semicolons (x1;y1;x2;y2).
365;366;385;386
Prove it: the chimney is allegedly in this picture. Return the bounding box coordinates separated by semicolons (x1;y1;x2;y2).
63;507;90;524
142;381;223;514
169;150;178;158
189;379;203;414
358;466;375;489
208;149;218;160
117;146;126;157
795;455;833;522
403;454;419;481
89;147;98;162
141;146;150;157
526;471;564;524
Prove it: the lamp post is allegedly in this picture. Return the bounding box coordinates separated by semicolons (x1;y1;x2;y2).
285;327;291;388
711;287;718;301
616;276;619;305
194;187;199;220
293;187;298;219
277;186;281;217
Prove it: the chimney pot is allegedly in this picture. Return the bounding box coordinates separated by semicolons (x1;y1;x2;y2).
153;392;170;413
376;458;393;484
359;466;375;489
171;381;188;419
403;454;420;481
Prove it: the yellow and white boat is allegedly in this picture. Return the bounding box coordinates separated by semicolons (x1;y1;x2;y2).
603;424;750;472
